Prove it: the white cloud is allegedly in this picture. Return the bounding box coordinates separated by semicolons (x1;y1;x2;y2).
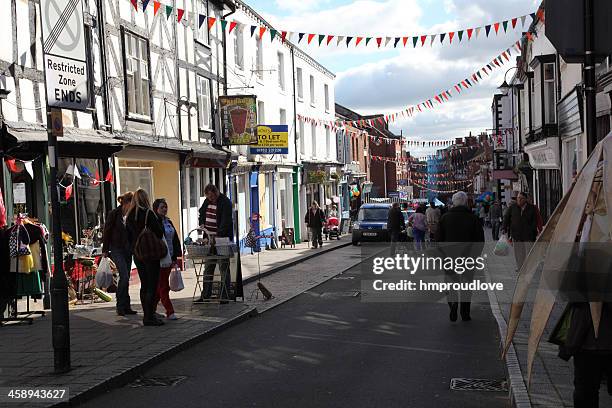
274;0;333;13
260;0;537;142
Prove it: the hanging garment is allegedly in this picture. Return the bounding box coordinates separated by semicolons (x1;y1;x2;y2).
16;271;42;296
10;253;35;274
30;241;43;271
0;185;6;229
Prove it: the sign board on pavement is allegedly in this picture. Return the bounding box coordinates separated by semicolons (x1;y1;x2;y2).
249;125;289;154
41;0;89;111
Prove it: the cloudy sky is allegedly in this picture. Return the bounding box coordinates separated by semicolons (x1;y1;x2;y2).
253;0;539;156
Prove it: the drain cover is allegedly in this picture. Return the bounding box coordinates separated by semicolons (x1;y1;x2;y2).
332;276;355;280
129;376;187;387
450;378;507;392
320;291;360;297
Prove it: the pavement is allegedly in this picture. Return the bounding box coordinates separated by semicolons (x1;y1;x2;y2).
484;229;612;408
0;239;350;407
86;245;509;408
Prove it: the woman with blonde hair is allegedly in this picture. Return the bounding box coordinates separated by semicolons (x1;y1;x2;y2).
102;191;137;316
126;189;165;326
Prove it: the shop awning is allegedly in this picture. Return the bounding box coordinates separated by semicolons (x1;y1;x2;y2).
183;142;232;168
116;131;191;154
2;121;125;158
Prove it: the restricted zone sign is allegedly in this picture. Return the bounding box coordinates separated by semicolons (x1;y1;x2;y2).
41;0;89;110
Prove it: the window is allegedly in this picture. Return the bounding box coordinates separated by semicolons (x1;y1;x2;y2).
257;100;265;124
279;108;287;125
277;52;285;90
197;76;212;130
234;27;244;70
325;128;331;158
296;67;303;100
256;37;263;80
311;124;317;157
309;75;315;105
124;30;150;118
196;0;209;45
299;120;305;155
324;84;330;112
543;62;556;124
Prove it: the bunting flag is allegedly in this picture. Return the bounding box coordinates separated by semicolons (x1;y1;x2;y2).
65;184;73;201
130;1;534;49
5;159;19;173
104;169;114;184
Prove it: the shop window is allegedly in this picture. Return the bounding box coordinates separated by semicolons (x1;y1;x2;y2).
118;165;153;197
123;30;151;118
195;0;209;45
197;75;212;130
189;169;198;208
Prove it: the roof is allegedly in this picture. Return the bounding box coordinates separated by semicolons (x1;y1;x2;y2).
4;121;124;146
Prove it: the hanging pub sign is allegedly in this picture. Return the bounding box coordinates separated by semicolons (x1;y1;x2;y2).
249;125;289;154
219;95;258;145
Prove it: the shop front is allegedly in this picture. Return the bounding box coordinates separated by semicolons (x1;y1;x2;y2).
524;137;562;221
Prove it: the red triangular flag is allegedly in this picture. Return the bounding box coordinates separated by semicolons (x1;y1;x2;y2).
467;28;473;40
376;37;382;48
229;21;237;33
307;33;315;44
105;169;114;183
177;8;184;22
130;0;138;10
402;37;408;47
327;35;335;46
5;159;19;173
153;1;161;15
92;171;101;186
281;31;287;42
259;26;267;39
207;17;216;31
536;9;545;22
449;32;455;43
511;17;518;29
420;35;427;46
494;22;500;34
65;184;73;201
355;37;363;46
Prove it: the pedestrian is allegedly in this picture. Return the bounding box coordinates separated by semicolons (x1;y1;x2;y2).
425;202;441;242
152;199;182;320
305;201;325;249
387;202;405;243
478;204;487;228
490;200;502;241
527;194;544;235
409;205;427;251
198;184;234;303
502;192;538;271
126;189;165;326
437;191;485;322
102;191;137;317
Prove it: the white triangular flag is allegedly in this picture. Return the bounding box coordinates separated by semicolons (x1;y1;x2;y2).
430;34;437;46
385;37;392;47
73;165;81;179
24;162;33;179
337;35;344;46
475;27;481;38
521;15;527;27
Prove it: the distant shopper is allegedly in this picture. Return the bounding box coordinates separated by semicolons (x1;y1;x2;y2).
198;184;234;303
502;192;538;271
152;199;182;320
409;205;427;250
527;194;544;235
127;189;165;326
305;201;326;249
102;191;137;317
437;191;485;322
426;202;441;241
387;202;405;243
490;200;502;241
478;204;487;227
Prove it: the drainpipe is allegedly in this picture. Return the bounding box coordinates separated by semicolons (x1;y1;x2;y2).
290;47;302;242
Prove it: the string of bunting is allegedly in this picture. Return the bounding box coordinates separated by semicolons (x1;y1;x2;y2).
127;0;542;49
411;179;473;194
411;178;473;186
298;33;537;130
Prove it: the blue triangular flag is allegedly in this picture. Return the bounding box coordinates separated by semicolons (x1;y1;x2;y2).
298;33;305;43
198;14;206;28
250;25;256;37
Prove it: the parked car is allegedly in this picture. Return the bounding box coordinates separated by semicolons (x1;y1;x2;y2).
351;203;391;245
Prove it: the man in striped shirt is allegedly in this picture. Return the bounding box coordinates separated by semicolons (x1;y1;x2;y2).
197;184;234;302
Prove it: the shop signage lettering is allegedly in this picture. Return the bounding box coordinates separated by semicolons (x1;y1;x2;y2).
250;125;289;154
41;0;89;111
219;95;258;145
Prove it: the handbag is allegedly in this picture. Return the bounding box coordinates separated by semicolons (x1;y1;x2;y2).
133;209;167;261
160;239;173;268
169;266;184;292
245;229;258;248
548;304;573;346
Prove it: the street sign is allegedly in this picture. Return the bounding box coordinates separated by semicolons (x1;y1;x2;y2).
41;0;89;110
249;125;289;154
50;108;64;137
546;0;612;63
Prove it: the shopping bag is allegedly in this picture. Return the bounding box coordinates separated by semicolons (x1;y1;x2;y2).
169;267;184;292
95;257;114;288
160;240;173;268
494;234;511;256
406;226;414;239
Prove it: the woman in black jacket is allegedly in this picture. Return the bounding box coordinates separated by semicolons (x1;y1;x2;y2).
102;191;136;316
152;199;182;320
126;189;165;326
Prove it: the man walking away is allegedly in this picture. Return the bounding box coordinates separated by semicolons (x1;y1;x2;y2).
426;202;441;242
489;200;502;241
437;191;485;322
305;201;325;249
387;203;405;244
502;192;537;271
198;184;234;303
